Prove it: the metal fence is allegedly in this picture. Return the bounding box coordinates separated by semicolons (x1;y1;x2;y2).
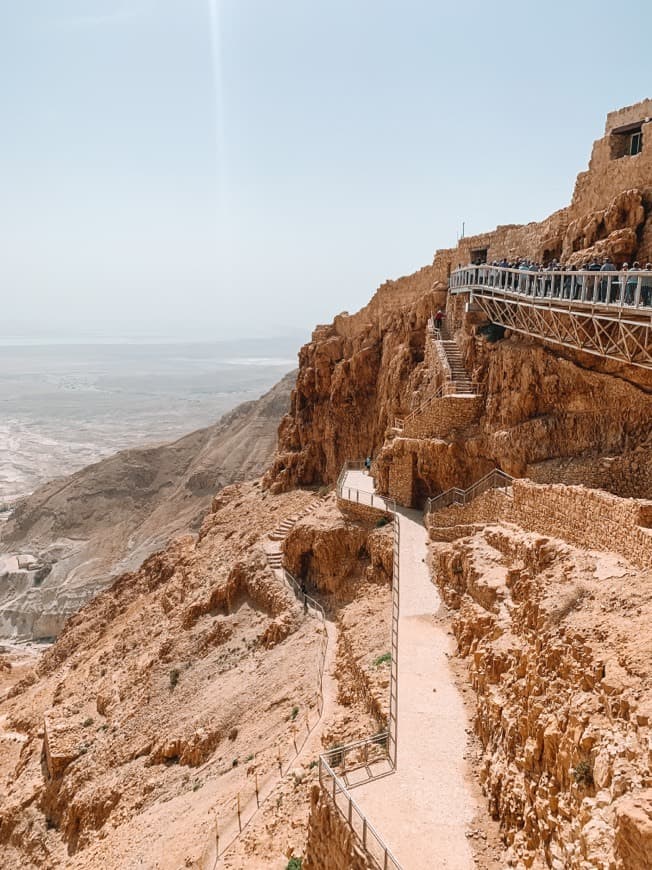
319;757;402;870
322;463;402;867
451;264;652;311
425;468;514;515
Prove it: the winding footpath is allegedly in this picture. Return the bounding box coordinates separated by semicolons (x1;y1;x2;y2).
342;469;479;869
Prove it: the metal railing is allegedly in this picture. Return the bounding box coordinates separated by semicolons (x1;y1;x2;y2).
321;462;402;868
393;314;476;432
283;567;327;628
202;612;330;867
425;468;514;515
451;264;652;311
319;757;401;870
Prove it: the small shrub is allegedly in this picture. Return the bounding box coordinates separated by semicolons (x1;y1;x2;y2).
375;516;389;527
169;668;180;689
291;706;299;721
228;727;238;741
317;485;331;497
477;322;506;343
287;858;302;870
232;758;239;768
373;652;391;668
192;781;203;792
245;753;254;762
83;717;94;728
572;760;594;788
308;759;318;769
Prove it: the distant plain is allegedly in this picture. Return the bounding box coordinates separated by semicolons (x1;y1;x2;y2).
0;338;298;505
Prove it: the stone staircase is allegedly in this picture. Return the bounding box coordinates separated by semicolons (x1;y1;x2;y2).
266;499;322;572
440;339;475;394
393;316;478;436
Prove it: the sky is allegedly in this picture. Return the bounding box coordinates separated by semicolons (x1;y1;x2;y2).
1;0;651;342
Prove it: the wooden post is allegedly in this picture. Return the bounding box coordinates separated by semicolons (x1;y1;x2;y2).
255;770;259;808
215;816;219;856
237;793;241;832
291;725;297;754
277;746;282;775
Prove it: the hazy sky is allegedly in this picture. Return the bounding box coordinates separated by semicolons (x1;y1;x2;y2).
2;1;650;340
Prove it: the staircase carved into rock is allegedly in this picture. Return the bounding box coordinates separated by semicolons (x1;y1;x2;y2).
393;316;479;439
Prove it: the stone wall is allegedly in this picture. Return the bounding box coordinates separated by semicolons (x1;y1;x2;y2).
431;98;652;276
335;497;392;526
526;448;652;500
402;394;481;439
388;452;415;506
304;785;377;870
427;480;652;569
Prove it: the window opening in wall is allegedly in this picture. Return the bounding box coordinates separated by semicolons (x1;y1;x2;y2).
470;248;488;264
610;121;644;159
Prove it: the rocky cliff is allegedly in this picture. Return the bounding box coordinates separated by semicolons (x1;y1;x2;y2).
266;99;652;502
0;372;295;640
3;100;652;870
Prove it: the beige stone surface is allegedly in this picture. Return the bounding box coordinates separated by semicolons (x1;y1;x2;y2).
432;519;652;868
336;471;481;869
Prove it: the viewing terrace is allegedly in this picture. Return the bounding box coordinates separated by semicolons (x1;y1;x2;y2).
450;264;652;369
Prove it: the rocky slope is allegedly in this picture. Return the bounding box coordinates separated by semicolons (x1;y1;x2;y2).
0;485;406;869
0;372;295;640
431;521;652;869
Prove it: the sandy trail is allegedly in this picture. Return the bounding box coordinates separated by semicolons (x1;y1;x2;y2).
344;469;478;869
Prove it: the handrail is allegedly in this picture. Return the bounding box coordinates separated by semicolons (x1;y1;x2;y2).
393;315;476;432
425;468;514;515
319;758;401;870
450;264;652;312
323;463;402;868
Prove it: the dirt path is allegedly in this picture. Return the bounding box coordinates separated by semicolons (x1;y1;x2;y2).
344;470;479;869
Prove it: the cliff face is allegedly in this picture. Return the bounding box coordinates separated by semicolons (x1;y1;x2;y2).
431;521;652;869
0;372;295;640
266;99;652;500
265;271;446;491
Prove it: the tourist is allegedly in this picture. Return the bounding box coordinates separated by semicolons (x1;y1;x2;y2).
434;309;444;329
625;262;641;304
364;456;372;473
599;256;617;303
642;265;652;307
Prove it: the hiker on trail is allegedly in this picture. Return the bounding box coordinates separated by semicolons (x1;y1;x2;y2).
364;456;372;473
434;309;444;327
301;580;308;613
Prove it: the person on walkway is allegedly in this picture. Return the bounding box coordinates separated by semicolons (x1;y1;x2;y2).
364;456;372;474
434;309;444;331
599;256;617;303
624;263;637;304
642;265;652;307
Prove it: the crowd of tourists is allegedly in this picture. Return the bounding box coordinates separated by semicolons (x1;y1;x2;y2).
460;256;652;305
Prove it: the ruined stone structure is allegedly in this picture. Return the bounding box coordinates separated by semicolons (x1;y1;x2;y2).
432;99;652;280
427;479;652;571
